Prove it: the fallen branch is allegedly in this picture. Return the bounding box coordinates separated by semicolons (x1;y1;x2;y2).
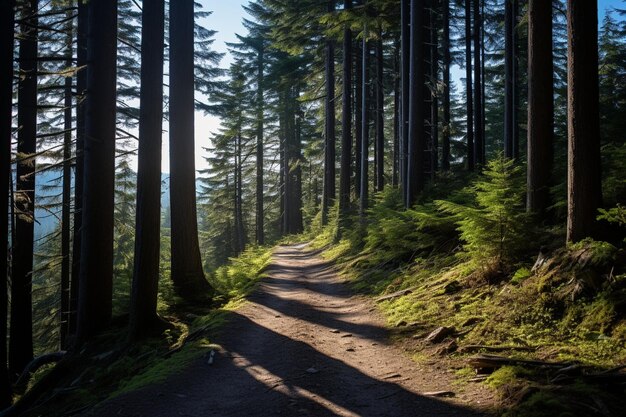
459;345;536;354
468;354;572;371
14;351;67;393
375;287;416;303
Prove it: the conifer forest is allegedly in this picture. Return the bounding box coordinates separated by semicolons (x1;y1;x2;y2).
1;0;626;416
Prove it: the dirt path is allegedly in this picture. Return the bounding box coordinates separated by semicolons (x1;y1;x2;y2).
88;245;487;416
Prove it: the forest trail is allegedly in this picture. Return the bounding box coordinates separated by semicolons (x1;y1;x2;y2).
88;245;486;417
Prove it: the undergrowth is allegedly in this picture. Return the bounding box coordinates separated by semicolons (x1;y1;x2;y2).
17;246;273;417
313;160;626;416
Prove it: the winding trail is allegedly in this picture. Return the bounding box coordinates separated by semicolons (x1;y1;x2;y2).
89;244;485;416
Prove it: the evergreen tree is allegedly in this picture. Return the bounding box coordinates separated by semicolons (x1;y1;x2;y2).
0;0;15;406
169;0;214;301
10;0;38;376
129;0;166;340
77;0;118;342
526;0;553;218
566;0;602;243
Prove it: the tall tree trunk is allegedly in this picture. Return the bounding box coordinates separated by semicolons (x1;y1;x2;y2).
423;0;432;177
322;0;336;225
60;8;73;349
400;0;410;200
464;0;474;171
473;0;483;166
279;101;285;236
76;0;117;342
430;2;439;176
282;95;291;234
566;0;602;243
0;0;15;406
406;0;426;207
480;0;486;160
392;36;400;187
512;0;519;160
236;132;246;251
10;0;37;376
169;0;213;301
504;0;515;159
375;34;384;192
70;0;87;338
359;29;369;216
294;101;304;233
354;38;363;199
255;47;265;245
129;0;165;341
526;0;553;218
339;0;352;219
441;0;451;171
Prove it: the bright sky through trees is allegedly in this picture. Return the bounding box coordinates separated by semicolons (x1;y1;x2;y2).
159;0;622;173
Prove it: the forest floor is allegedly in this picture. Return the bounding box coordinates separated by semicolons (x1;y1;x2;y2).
85;244;492;416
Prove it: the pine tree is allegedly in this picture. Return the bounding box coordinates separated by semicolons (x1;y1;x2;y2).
437;156;528;266
129;0;166;340
169;0;214;301
566;0;602;243
441;0;451;171
0;0;15;406
526;0;553;218
339;0;353;224
10;0;38;376
322;0;337;225
76;0;118;342
406;0;426;205
464;0;475;171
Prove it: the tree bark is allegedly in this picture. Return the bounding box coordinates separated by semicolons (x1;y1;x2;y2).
169;0;213;300
354;38;363;199
339;0;353;222
235;132;246;252
527;0;553;218
60;8;73;349
322;0;336;225
129;0;165;341
430;2;439;176
400;0;410;200
464;0;474;171
255;47;265;245
279;101;285;236
359;30;369;216
375;35;384;192
473;0;484;166
566;0;602;243
406;0;426;207
76;0;117;342
10;0;37;376
504;0;515;159
70;0;87;338
441;0;451;171
392;36;400;187
0;0;15;406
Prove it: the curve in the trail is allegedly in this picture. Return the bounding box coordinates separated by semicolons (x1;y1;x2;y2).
87;244;486;417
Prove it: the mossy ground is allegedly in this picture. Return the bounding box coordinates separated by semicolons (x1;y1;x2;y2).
16;246;273;417
308;216;626;416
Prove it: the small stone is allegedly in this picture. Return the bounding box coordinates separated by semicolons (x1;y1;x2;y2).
306;367;319;374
